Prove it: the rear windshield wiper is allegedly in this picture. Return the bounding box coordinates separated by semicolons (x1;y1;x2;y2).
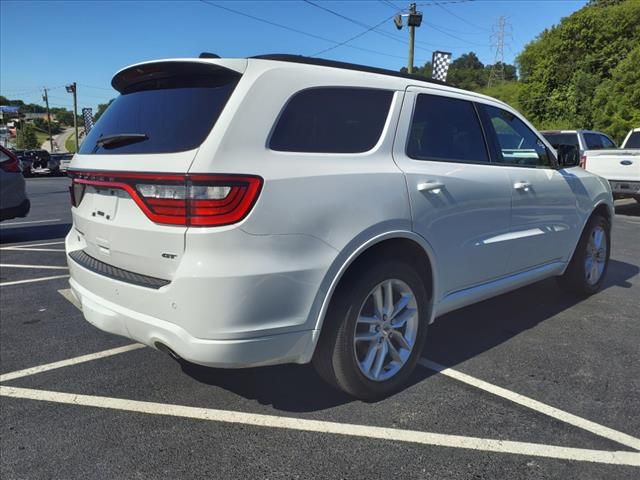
95;133;149;150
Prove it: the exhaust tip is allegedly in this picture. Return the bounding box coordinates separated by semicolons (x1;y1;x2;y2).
154;342;182;362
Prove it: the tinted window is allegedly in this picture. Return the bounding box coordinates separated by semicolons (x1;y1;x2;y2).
269;88;393;153
584;133;605;150
600;135;616;149
626;132;640;148
542;133;579;149
80;75;238;155
407;94;488;163
482;105;551;167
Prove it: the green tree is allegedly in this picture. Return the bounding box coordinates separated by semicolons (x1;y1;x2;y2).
93;99;115;122
515;0;640;133
16;123;39;149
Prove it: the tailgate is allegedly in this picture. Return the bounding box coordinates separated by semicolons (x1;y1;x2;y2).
585;150;640;182
68;59;244;280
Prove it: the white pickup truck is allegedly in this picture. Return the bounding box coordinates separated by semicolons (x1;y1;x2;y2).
583;128;640;202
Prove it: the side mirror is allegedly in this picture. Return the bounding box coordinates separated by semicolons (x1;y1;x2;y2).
556;144;580;168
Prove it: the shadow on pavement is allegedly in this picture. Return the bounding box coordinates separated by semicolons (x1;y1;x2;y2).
0;223;72;245
180;258;638;411
615;200;640;217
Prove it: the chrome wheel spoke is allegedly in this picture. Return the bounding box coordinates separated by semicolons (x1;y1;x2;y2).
358;315;380;325
355;331;378;342
372;341;388;379
387;338;403;363
361;343;378;374
392;330;411;351
390;294;411;319
373;286;384;317
391;308;416;329
383;281;393;316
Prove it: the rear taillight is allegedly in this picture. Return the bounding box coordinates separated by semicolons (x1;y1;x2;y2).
0;151;21;173
68;171;262;227
579;155;587;169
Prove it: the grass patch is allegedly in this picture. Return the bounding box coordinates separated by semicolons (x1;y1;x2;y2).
65;134;76;153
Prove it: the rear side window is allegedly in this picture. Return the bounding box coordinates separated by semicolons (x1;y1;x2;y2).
407;94;488;163
626;132;640;148
80;64;239;155
269;87;393;153
542;133;579;149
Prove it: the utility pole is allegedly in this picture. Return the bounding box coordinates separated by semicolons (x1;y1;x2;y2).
42;88;54;152
488;16;510;87
393;3;423;74
408;3;417;74
66;82;79;153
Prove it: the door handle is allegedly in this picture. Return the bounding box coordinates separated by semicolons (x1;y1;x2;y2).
418;181;445;193
513;181;532;192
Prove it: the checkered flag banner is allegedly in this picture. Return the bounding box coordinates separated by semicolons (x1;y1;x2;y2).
82;108;94;134
432;51;452;82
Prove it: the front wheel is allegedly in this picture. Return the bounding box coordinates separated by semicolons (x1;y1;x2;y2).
313;260;429;401
558;214;610;295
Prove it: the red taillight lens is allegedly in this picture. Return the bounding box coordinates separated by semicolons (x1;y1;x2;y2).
579;155;587;169
69;171;262;227
0;151;21;173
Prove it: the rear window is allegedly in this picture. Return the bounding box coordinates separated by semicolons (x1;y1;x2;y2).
80;64;239;155
625;131;640;148
542;133;579;149
269;87;393;153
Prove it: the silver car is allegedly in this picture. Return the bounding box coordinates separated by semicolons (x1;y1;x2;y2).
0;145;30;221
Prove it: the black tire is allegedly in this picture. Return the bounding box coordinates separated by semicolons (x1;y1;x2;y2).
558;214;610;295
313;260;430;401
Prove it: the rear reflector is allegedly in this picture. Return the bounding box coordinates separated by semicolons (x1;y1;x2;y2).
68;171;262;227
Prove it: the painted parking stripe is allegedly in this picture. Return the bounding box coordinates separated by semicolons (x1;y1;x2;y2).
0;241;65;249
0;274;70;287
0;344;145;383
58;288;81;310
1;386;638;466
1;218;62;226
419;359;640;451
0;264;68;270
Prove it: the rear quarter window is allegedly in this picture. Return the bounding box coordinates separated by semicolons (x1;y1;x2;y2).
269;87;393;154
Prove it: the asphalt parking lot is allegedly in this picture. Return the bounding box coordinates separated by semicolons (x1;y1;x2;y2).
1;177;639;479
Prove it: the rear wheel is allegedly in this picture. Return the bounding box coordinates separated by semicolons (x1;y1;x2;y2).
558;214;610;295
313;260;429;401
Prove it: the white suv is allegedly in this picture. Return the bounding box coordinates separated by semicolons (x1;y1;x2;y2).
66;55;613;400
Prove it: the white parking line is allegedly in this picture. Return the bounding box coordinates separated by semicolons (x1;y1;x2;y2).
58;288;81;310
0;386;637;466
0;241;65;249
0;344;145;382
0;274;70;287
1;219;62;226
1;264;68;270
419;359;640;451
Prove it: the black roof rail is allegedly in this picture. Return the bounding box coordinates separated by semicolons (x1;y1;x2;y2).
250;54;446;86
199;52;220;59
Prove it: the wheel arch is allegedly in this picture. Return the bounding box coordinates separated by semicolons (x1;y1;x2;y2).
307;231;438;359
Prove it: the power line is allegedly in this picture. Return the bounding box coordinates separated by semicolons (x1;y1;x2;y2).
435;2;489;32
198;0;406;60
78;84;115;91
304;0;432;53
312;15;394;57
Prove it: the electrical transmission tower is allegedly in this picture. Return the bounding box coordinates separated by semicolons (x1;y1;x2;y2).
488;16;511;87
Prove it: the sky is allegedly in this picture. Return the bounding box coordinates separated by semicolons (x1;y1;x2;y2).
0;0;587;112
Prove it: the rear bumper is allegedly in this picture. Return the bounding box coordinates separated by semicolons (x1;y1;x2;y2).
0;198;30;221
609;180;640;198
66;225;337;368
69;277;319;368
